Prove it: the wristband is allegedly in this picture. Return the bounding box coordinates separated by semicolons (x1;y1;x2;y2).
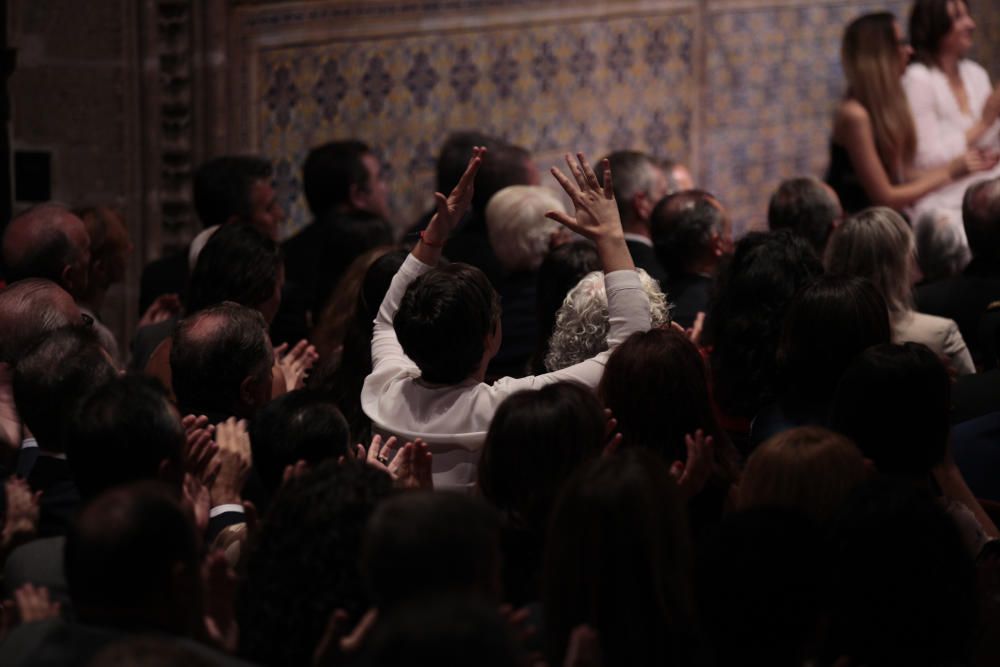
419;230;446;248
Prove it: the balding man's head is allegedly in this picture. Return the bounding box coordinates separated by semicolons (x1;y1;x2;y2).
3;204;91;297
0;278;81;362
963;177;1000;265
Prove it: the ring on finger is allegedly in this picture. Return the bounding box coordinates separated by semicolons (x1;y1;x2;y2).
376;454;390;465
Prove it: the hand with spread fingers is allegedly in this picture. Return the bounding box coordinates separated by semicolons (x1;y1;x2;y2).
414;147;486;264
209;418;252;506
547;153;634;272
274;339;319;392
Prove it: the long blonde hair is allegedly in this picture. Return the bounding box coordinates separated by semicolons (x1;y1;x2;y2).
842;12;916;176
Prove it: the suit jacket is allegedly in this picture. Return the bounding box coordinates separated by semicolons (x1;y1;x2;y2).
953;411;1000;503
665;273;713;329
139;251;189;316
952;368;1000;424
625;238;668;288
893;310;975;376
26;455;79;538
916;260;1000;366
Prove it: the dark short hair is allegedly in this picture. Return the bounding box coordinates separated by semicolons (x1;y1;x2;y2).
962;177;1000;264
186;223;282;314
249;389;350;499
193;156;273;228
301;140;371;218
479;382;605;530
471;141;533;219
651;189;725;274
395;263;500;384
67;375;185;502
436;131;499;193
831;343;950;476
0;278;77;362
362;492;501;610
170;302;272;416
13;326;118;451
910;0;968;66
767;177;841;253
65;482;199;632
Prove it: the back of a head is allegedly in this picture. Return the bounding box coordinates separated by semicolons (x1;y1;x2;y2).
777;275;891;407
650;189;726;275
471;141;535;220
249;389;350;497
66;481;199;634
604;150;658;226
598;327;719;462
67;375;184;502
697;508;825;667
767;177;841;254
708;230;823;418
88;637;219;667
362;492;501;611
2;204;89;296
962;176;1000;265
358;595;521;667
915;209;969;282
13;326;118;451
485;185;563;273
740;426;867;522
437;131;499;193
193;155;272;228
186;222;282;316
831;343;950;477
170;302;272;417
532;241;601;373
239;460;393;666
544;268;670;371
394;263;500;384
478;382;605;529
302;140;370;218
0;278;79;363
543;448;693;667
825;478;976;667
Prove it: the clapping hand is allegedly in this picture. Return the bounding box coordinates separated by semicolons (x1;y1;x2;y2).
209;418;252;506
670;429;714;500
274;339;319;392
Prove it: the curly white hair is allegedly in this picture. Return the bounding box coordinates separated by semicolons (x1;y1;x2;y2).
544;269;671;371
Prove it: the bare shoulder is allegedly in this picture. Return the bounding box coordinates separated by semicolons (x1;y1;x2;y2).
832;99;870;141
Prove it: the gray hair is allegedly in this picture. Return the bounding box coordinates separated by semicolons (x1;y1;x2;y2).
544;269;671;371
486;185;564;273
914;209;970;283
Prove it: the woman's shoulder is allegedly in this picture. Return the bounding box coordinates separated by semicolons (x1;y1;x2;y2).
904;61;936;80
833;99;870;137
959;59;991;85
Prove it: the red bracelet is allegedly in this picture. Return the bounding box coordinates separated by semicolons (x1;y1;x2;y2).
420;230;445;248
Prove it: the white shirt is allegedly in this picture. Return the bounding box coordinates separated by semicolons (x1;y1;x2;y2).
361;253;651;491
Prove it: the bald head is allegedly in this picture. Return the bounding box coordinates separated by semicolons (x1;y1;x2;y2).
0;278;81;362
3;204;91;297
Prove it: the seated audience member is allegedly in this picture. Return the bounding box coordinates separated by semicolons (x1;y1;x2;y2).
823;479;977;667
603;150;671;286
767;176;843;255
444;140;540;288
484;185;567;378
831;343;998;555
706;230;823;448
662;158;695;193
0;483;241;666
238;460;393;666
170;302;274;422
917;177;1000;366
543;449;700;667
312;249;407;442
354;596;522;667
598;327;740;531
247;389;350;512
544;269;669;371
529;240;600;374
738;426;868;522
139;155;284;314
650;189;733;329
362;492;501;611
2;204;90;300
825;206;975;374
478;382;606;605
752;275;891;445
362;151;651;491
914;208;970;283
697;508;826;667
13;326;118;536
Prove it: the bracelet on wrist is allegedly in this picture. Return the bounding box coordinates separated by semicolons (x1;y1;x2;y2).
419;230;446;248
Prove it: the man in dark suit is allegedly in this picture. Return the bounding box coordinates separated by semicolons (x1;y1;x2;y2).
916;176;1000;367
603;150;673;287
650;190;733;329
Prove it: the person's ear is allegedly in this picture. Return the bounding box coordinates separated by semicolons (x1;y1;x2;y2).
239;375;259;408
61;263;79;294
349;182;370;211
632;191;653;222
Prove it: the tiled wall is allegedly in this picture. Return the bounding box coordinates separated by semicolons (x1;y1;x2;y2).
227;0;1000;238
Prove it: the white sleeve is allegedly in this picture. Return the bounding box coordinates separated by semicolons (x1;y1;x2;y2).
369;253;431;374
903;64;968;169
490;269;651;396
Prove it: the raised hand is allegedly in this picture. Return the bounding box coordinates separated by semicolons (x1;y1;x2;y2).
209;418;252;506
422;146;487;247
361;434;399;473
670;429;714;500
388;439;433;490
274;339;319;392
546;153;621;242
137;293;182;328
13;584;60;624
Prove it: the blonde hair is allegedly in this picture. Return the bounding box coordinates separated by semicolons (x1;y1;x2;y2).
740;426;867;522
824;206;914;314
486;185;565;273
842;12;916;175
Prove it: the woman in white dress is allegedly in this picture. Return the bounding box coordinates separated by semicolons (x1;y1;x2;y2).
903;0;1000;248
